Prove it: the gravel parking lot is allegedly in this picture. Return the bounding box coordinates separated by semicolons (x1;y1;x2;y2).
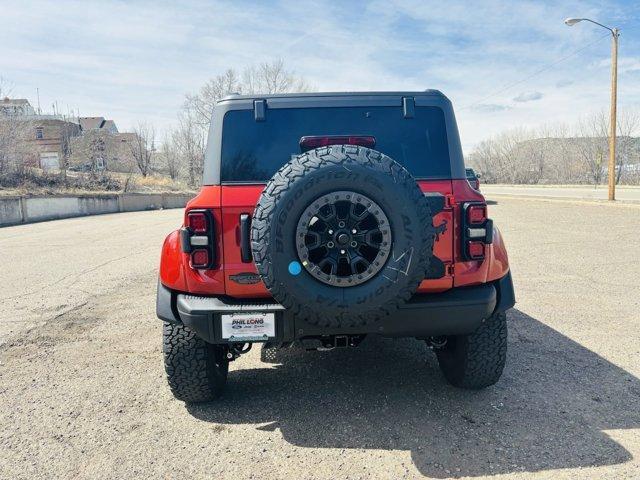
1;197;639;479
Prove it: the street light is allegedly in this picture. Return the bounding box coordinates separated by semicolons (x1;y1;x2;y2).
565;17;619;201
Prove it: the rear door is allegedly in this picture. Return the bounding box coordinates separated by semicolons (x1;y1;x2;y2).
218;101;455;298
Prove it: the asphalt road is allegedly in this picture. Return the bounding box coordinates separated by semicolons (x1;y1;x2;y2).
481;184;640;203
1;198;640;479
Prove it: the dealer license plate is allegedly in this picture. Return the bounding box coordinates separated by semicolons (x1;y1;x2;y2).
220;312;275;342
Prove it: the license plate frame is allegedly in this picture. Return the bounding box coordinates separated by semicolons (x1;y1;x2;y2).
220;312;276;342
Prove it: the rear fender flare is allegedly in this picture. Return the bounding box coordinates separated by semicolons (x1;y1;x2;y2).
494;270;515;313
159;230;188;291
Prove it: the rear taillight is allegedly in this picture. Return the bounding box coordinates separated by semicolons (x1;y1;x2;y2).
461;202;493;261
466;204;487;224
181;210;215;269
187;212;208;233
190;249;209;268
467;241;485;260
299;135;376;152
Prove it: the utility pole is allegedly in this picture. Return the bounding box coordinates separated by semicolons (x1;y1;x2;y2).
607;28;619;200
565;18;620;200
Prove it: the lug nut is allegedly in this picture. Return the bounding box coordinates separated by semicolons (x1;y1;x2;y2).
327;241;335;248
350;241;357;247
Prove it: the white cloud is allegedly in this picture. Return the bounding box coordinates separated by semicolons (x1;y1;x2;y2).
470;104;512;113
556;79;574;88
0;0;638;149
513;91;544;102
597;57;640;73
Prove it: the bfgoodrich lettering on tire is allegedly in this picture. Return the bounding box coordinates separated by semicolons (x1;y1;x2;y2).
251;145;436;327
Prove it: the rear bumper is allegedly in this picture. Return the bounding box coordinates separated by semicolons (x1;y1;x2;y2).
157;271;515;344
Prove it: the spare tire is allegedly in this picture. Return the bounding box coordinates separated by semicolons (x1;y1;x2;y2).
251;145;435;327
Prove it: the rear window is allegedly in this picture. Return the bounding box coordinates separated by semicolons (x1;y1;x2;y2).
221;106;450;182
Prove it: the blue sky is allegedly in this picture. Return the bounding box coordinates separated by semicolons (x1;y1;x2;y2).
1;0;639;150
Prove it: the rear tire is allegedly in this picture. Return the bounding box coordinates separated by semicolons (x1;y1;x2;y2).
163;322;229;403
435;311;507;389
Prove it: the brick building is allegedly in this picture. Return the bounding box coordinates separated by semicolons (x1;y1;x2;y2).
1;97;138;173
30;118;81;170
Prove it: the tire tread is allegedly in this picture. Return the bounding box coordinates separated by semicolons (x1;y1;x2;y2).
163;322;228;402
251;145;435;326
436;311;507;389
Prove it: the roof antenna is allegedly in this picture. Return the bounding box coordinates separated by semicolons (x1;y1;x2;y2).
36;88;41;114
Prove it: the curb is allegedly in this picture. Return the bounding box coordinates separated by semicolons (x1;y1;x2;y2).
0;192;194;227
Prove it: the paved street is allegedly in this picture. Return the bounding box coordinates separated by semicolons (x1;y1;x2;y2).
1;198;640;479
482;184;640;203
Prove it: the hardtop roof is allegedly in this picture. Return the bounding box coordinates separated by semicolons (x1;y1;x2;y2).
218;90;446;103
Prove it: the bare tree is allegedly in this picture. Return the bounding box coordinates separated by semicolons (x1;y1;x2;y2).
468;128;536;184
87;131;106;174
468;109;640;186
468;123;586;185
574;112;609;185
69;129;110;174
527;123;565;184
0;118;34;180
0;79;37;181
616;110;640;184
542;123;572;183
0;77;14;100
172;112;206;186
184;69;242;129
184;59;312;129
160;59;313;187
161;133;181;180
58;121;78;182
242;59;311;96
129;123;155;177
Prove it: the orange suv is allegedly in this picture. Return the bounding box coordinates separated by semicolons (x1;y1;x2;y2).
157;91;515;402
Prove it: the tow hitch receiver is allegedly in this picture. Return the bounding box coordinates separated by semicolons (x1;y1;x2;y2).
301;335;365;351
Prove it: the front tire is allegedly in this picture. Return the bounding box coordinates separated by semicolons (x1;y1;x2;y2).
163;322;229;402
435;311;507;389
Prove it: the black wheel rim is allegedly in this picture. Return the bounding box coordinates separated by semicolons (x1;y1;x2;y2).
296;191;391;287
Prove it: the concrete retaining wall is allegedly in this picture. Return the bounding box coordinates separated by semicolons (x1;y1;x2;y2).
0;197;23;225
0;193;193;227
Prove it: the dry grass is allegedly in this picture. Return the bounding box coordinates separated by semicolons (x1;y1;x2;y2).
114;173;194;193
0;169;195;196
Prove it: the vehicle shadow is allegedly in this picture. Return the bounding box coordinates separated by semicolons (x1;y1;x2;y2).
187;309;640;478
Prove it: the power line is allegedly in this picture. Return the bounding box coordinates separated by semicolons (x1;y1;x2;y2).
462;32;611;110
